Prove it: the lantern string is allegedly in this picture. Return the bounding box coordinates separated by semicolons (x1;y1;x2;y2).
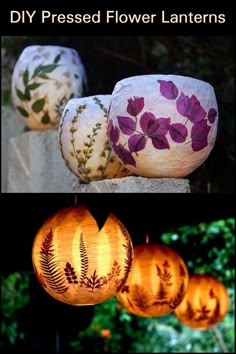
145;234;149;244
212;326;228;353
74;194;78;206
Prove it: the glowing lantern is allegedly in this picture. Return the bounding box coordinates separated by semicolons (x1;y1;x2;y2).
32;206;133;305
174;274;229;329
116;239;189;317
108;75;218;177
11;45;86;130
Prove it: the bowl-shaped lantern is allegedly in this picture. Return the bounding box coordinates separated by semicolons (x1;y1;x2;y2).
58;95;130;182
116;241;189;317
108;75;218;177
32;206;133;305
174;274;229;329
12;45;86;130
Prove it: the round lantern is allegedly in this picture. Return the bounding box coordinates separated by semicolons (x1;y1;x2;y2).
174;274;229;330
108;75;218;177
116;240;189;317
11;45;86;130
58;95;130;182
32;206;133;305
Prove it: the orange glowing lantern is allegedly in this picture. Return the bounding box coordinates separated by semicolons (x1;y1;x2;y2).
174;274;229;329
32;206;133;305
116;239;189;317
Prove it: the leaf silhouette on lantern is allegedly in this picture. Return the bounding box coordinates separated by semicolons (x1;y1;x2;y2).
208;297;220;325
117;241;133;292
169;281;185;309
196;305;211;321
184;301;195;320
40;229;69;295
64;262;78;285
158;80;179;100
156;281;168;301
82;270;105;292
156;262;172;286
179;263;187;277
79;233;89;286
121;285;130;293
131;284;153;312
104;261;121;287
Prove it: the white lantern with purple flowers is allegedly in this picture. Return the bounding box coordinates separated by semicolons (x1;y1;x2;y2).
107;75;218;177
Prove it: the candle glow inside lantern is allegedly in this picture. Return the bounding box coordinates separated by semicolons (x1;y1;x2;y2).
107;75;218;177
32;206;133;305
116;241;189;317
11;45;86;130
58;95;130;182
174;274;229;330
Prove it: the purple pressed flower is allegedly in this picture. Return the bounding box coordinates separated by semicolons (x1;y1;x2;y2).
169;123;188;143
107;120;120;144
208;108;217;123
128;134;147;153
176;93;206;123
151;135;170;150
191;119;211;151
158;80;179;100
127;97;144;116
113;143;136;167
140;112;170;137
117;116;136;135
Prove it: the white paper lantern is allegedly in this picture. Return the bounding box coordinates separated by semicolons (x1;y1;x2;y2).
108;75;218;177
11;45;86;130
58;95;130;182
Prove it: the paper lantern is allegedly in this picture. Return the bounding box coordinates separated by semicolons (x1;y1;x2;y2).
11;45;86;130
32;206;133;305
116;240;189;317
58;95;130;182
108;74;218;177
174;274;229;329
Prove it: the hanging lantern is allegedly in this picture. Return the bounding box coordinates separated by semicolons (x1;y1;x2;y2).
58;95;130;182
11;45;86;130
116;239;189;317
32;206;133;305
108;75;218;177
174;274;229;330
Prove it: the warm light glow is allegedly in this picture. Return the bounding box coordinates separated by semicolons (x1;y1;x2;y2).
174;274;229;330
116;241;189;317
32;206;133;306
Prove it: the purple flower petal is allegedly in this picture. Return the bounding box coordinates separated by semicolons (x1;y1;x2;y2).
151;135;170;150
176;93;206;123
169;123;188;143
107;120;120;144
191;119;211;152
208;108;217;123
140;112;170;137
128;134;147;153
158;80;179;100
113;143;136;166
117;116;136;135
127;97;144;116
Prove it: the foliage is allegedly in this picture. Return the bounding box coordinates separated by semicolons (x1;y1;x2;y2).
1;272;30;348
70;218;235;353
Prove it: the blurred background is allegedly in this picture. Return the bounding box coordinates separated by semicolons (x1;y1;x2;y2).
1;36;235;193
0;193;235;353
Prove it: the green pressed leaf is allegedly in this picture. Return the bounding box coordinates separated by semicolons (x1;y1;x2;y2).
32;98;45;113
38;73;50;80
16;106;29;117
24;87;31;101
40;64;59;74
27;82;42;90
23;68;29;86
16;88;27;101
32;64;43;78
41;112;50;124
53;53;61;64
